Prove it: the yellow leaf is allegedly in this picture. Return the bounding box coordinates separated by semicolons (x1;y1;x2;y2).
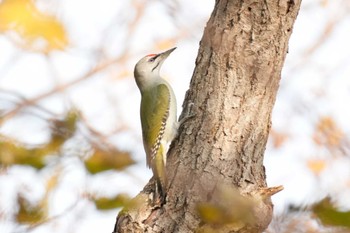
307;159;326;175
0;0;68;52
313;116;344;148
45;171;60;193
270;129;289;149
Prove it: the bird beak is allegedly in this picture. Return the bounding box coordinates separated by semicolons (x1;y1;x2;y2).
157;47;176;61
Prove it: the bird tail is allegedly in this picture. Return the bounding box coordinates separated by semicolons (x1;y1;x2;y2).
152;144;167;203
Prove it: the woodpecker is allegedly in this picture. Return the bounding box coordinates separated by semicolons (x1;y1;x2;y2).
134;47;178;202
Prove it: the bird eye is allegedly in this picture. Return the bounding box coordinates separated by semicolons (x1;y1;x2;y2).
147;54;159;62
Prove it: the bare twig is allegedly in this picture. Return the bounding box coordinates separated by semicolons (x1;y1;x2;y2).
0;53;129;125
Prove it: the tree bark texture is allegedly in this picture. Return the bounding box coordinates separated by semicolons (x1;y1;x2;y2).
115;0;301;232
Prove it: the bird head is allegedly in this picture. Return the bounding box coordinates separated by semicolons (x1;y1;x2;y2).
134;47;176;82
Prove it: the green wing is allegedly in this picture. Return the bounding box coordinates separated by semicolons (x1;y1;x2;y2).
140;83;170;167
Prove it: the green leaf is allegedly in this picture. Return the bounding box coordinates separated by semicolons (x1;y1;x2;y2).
312;197;350;228
93;193;131;210
196;186;255;231
49;110;78;151
197;203;227;225
84;148;134;174
16;195;46;224
0;141;46;169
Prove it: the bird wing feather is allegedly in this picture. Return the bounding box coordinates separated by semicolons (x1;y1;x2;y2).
140;83;170;167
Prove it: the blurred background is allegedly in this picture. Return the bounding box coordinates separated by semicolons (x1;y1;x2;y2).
0;0;350;232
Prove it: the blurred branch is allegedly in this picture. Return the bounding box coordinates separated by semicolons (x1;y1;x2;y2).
15;197;81;233
287;1;349;73
0;88;58;118
78;111;128;151
0;53;129;125
0;0;149;125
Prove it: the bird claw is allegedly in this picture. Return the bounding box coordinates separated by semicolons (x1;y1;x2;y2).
179;102;196;126
153;182;166;206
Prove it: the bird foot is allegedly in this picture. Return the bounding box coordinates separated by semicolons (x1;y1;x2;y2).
179;102;196;126
153;182;166;206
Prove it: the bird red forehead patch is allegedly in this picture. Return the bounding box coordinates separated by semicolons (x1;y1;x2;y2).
146;54;157;57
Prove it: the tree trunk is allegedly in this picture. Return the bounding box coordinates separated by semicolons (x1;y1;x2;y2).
114;0;301;232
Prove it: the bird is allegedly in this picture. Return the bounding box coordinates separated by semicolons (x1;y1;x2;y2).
134;47;178;203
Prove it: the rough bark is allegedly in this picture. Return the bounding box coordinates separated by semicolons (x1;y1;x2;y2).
114;0;301;232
